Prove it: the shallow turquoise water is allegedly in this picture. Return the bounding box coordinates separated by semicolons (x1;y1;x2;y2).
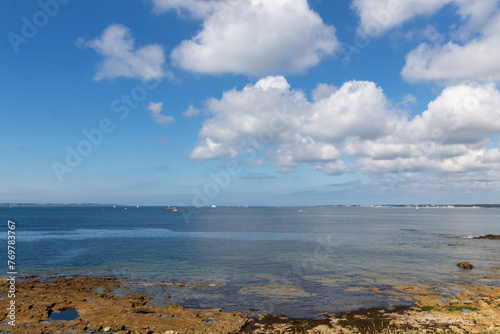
1;206;499;317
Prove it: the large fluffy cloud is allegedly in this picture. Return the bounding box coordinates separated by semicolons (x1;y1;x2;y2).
338;83;500;175
83;24;167;81
353;0;500;82
402;12;500;82
405;83;500;143
303;81;398;141
156;0;338;75
189;76;392;169
189;76;500;182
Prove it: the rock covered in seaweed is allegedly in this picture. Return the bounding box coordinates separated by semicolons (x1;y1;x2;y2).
474;234;500;240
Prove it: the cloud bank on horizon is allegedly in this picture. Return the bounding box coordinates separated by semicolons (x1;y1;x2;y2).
190;77;500;176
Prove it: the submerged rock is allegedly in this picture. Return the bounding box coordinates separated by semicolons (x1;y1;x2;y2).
239;284;311;299
457;262;474;269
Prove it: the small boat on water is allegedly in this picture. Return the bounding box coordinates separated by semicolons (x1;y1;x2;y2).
160;206;178;211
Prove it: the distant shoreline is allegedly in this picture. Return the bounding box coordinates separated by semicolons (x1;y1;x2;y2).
2;203;500;208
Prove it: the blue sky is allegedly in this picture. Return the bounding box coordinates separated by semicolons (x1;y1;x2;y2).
2;0;500;206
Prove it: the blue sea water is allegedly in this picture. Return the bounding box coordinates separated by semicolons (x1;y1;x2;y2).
1;206;499;318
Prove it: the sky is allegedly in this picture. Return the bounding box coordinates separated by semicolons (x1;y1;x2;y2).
1;0;500;206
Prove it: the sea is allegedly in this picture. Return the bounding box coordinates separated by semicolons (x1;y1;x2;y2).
1;206;499;318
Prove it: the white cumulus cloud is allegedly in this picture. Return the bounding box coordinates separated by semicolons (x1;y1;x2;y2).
84;24;168;81
346;83;500;176
302;80;398;142
402;13;500;82
147;102;174;124
188;76;396;169
353;0;500;82
164;0;338;75
189;76;500;186
182;105;200;117
352;0;451;37
352;0;497;37
405;83;500;143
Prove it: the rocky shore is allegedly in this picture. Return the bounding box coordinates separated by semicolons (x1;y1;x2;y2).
1;274;500;334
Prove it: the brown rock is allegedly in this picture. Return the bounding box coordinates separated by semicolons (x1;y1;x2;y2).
457;262;474;269
474;234;500;240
